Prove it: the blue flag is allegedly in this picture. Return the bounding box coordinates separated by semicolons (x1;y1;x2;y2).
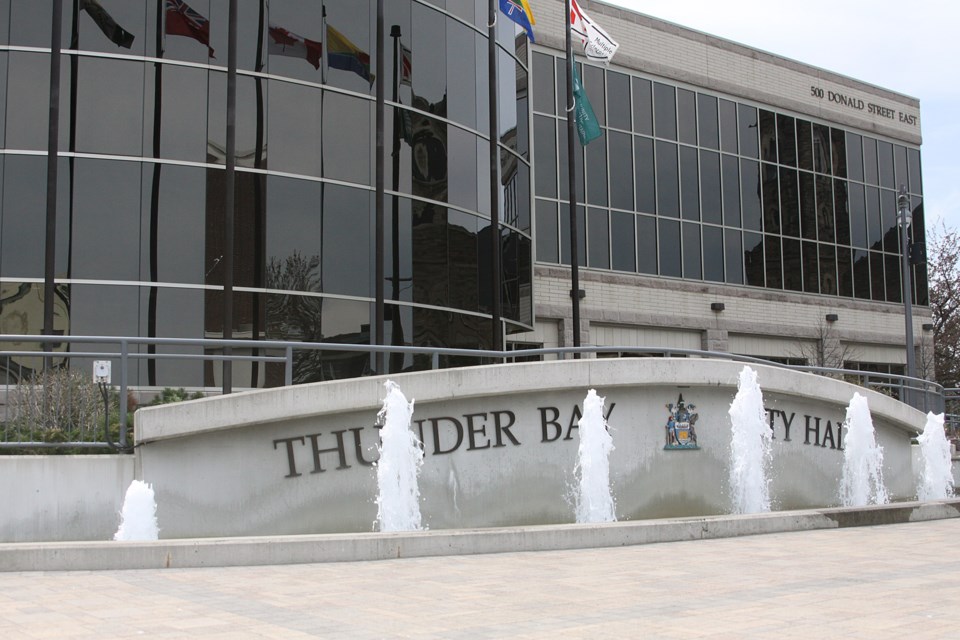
499;0;536;43
572;65;602;145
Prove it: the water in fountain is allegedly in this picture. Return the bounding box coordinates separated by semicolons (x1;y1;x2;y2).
375;380;424;532
916;412;955;501
839;392;889;507
574;389;617;523
113;480;159;541
727;366;772;514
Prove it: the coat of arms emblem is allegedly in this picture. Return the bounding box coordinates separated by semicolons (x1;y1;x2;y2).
664;394;699;450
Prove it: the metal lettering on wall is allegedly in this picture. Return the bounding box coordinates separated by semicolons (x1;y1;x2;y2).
809;86;918;126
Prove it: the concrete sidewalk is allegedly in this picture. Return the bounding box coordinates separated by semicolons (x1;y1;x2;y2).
1;518;958;638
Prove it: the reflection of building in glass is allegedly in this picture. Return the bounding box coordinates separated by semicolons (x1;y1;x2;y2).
0;0;930;385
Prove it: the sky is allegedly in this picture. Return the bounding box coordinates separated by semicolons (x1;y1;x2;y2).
602;0;960;235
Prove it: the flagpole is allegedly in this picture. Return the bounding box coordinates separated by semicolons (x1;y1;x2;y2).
564;0;582;355
42;0;64;353
374;0;386;375
389;25;405;374
488;0;503;355
223;0;238;393
148;0;165;385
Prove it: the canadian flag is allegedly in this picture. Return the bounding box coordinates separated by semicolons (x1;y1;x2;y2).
268;24;322;70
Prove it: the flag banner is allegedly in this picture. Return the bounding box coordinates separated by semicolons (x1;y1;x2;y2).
80;0;135;49
165;0;214;58
570;0;618;62
399;43;413;86
573;64;602;145
499;0;536;43
268;23;322;70
397;100;414;146
326;23;374;84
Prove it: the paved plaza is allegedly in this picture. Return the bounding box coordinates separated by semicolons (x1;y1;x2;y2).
1;519;958;639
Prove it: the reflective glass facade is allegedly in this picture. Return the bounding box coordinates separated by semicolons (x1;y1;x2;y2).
0;0;532;386
532;53;927;306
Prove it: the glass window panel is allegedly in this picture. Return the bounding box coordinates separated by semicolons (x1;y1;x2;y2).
765;234;782;289
703;225;724;282
677;89;697;145
585;134;607;205
849;182;867;249
324;185;372;298
0;52;6;143
142;64;209;164
555;57;568;116
446;210;480;313
782;238;802;291
448;127;479;211
637;215;657;274
385;196;413;306
796;120;813;171
583;63;605;127
503;155;532;233
719;99;737;154
863;137;879;185
267;80;320;178
680;146;700;221
140;288;205;387
658;219;681;277
870;251;885;300
607;71;631;131
498;48;521;154
780;168;800;238
534;115;557;197
587;208;609;269
70;285;139;346
881;188;898;253
761;163;780;234
653;82;677;141
740;159;762;231
142;164;207;286
743;232;764;287
1;155;68;279
559;203;586;267
884;254;901;303
632;77;652;136
9;0;54;47
799;171;817;240
812;124;831;174
833;179;850;246
208;73;268;169
907;148;922;194
853;249;871;300
610;211;635;272
894;144;909;191
557;123;584;204
446;22;480;131
0;0;9;44
846;132;864;182
532;52;555;115
635;136;656;213
819;244;837;296
609;131;634;211
878;140;895;188
535;200;559;263
700;150;722;225
724;229;743;285
777;115;797;167
682;222;701;279
737;104;759;159
837;247;853;298
816;174;835;243
697;94;719;150
865;186;882;249
722;154;740;227
830;128;846;178
759;110;777;164
264;176;322;293
802;241;819;293
5;52;51;151
656;141;679;217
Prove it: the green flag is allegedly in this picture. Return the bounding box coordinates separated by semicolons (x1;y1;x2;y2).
572;64;601;145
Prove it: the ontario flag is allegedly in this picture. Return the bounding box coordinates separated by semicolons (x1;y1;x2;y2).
326;23;374;85
570;0;618;63
399;42;412;86
268;24;322;70
165;0;214;58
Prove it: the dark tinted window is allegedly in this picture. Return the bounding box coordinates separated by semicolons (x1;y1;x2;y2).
761;163;780;234
765;234;782;289
536;200;559;263
609;131;634;210
653;82;677;141
863;137;879;185
534;116;557;197
744;232;763;286
740;159;762;231
587;208;609;269
722;154;740;227
737;104;759;158
697;94;719;150
635;136;656;213
701;150;722;225
777;115;796;167
796;120;813;171
656;141;679;217
658;219;681;277
830;128;846;178
846;132;864;182
607;71;631;130
759;110;777;163
719;99;737;154
680;146;700;221
780;168;800;237
812;124;831;174
677;89;697;145
724;229;743;284
610;211;635;272
682;222;701;279
783;238;802;291
637;215;657;274
532;52;555;115
632;77;652;136
703;225;724;282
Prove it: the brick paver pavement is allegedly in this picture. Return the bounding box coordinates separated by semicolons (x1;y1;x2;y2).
1;519;958;639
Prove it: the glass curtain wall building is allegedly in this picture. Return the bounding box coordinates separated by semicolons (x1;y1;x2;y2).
0;0;533;386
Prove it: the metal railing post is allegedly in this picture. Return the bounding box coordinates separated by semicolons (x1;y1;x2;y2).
431;352;439;370
285;346;293;386
120;339;128;448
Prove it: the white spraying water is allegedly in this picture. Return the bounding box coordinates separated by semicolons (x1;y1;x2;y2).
375;380;424;532
916;412;955;501
113;480;159;541
728;366;773;514
574;389;617;523
839;393;889;507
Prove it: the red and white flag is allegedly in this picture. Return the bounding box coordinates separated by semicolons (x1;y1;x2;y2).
268;23;322;70
570;0;618;63
399;43;413;86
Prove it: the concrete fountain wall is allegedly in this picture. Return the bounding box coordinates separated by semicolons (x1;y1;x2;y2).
132;359;926;539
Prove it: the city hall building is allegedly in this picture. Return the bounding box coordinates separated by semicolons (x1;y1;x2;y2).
0;0;930;388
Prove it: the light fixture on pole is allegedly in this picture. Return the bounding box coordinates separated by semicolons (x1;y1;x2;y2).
897;184;916;388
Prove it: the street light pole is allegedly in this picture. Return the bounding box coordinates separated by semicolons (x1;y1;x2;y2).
897;185;916;402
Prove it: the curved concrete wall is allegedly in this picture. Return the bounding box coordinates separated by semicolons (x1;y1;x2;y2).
135;359;927;538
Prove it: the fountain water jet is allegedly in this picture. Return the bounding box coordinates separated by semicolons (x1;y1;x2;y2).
113;480;159;541
728;366;772;514
375;380;424;532
574;389;616;523
916;412;955;501
839;392;889;507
